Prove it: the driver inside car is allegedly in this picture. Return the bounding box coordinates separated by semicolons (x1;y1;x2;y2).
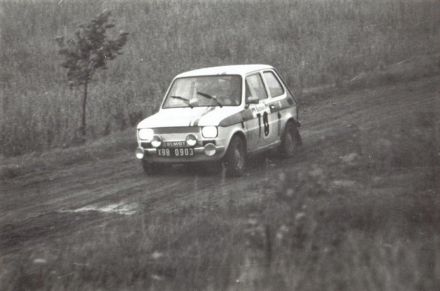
215;76;241;106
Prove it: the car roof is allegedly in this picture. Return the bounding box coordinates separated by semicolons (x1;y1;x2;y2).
175;64;274;78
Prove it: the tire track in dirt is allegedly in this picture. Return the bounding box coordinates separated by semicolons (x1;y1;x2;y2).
1;76;439;257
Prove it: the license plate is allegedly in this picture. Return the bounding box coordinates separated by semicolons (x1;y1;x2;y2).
157;147;195;157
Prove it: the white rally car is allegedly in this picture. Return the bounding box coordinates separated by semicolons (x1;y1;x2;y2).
135;64;301;176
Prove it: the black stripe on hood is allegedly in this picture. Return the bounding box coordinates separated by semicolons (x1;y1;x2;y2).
219;109;254;127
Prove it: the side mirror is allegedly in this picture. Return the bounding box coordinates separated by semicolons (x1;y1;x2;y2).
246;96;259;105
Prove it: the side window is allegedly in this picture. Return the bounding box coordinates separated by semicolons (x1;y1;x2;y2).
263;71;284;97
245;73;268;101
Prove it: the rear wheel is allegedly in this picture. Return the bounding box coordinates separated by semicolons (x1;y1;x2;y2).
280;122;301;157
223;135;246;177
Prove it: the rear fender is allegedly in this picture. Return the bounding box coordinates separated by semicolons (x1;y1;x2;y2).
281;117;300;137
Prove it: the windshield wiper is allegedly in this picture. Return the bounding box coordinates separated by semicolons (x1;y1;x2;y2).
170;95;193;108
197;91;223;107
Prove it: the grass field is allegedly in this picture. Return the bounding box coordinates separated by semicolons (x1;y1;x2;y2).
1;88;439;290
1;0;439;156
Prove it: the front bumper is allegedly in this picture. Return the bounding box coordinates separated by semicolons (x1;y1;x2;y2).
135;144;226;163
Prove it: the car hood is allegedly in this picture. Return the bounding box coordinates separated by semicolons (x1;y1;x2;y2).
137;106;243;128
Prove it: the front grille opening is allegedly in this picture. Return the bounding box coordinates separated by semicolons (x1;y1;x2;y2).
153;127;200;134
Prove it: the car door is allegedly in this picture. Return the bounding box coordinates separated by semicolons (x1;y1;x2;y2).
244;72;272;151
262;70;289;143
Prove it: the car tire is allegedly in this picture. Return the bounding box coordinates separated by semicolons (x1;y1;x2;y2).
280;121;302;157
223;135;246;177
142;160;163;175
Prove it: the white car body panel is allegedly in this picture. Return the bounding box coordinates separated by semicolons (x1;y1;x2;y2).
138;106;244;128
136;64;299;164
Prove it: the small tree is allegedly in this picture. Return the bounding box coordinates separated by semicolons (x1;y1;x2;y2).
56;10;128;137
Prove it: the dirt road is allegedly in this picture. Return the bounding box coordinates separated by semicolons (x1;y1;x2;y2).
1;75;439;257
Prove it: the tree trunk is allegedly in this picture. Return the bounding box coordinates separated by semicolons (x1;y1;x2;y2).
81;80;88;137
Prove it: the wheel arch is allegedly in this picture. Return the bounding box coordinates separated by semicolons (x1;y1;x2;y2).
225;129;247;154
281;117;302;146
282;117;300;134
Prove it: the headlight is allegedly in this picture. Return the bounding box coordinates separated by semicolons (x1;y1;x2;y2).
202;126;218;138
151;136;162;148
138;128;154;141
186;134;197;147
135;148;145;160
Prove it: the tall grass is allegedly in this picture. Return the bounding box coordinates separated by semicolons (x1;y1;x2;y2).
1;0;439;156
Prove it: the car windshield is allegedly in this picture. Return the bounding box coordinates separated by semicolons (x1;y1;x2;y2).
163;75;242;108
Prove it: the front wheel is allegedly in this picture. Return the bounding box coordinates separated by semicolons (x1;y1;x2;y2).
223;136;246;177
279;122;302;157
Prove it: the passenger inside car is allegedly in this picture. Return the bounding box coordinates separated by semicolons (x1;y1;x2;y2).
216;76;241;105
